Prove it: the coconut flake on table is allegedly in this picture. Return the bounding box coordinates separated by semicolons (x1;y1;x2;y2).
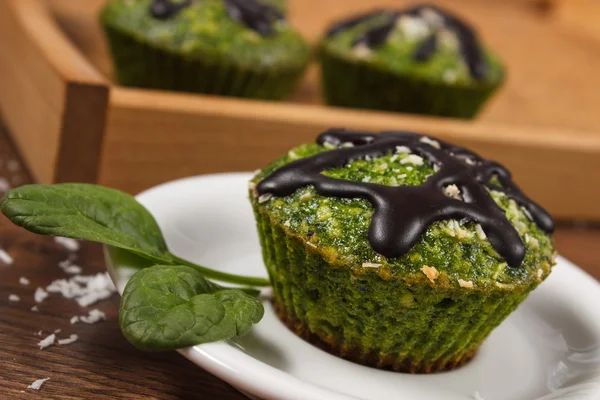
0;249;14;265
31;305;39;312
0;177;9;192
58;334;78;345
19;277;30;286
37;333;56;350
8;294;20;302
54;237;80;252
72;309;106;325
34;287;49;303
45;272;116;307
27;378;50;391
58;258;82;274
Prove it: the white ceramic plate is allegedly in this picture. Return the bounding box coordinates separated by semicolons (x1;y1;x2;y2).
105;172;600;400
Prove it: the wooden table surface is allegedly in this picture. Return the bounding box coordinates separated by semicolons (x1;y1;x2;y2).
0;120;599;399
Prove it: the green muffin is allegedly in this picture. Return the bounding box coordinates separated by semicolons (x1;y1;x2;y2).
249;128;555;373
100;0;310;100
319;6;505;118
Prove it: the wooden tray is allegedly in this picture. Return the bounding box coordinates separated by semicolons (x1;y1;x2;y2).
1;0;599;220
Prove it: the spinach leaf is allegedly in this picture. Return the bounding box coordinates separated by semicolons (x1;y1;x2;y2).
119;265;264;350
0;184;173;264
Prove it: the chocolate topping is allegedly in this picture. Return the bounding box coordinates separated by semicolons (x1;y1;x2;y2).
150;0;284;36
223;0;284;36
257;129;554;267
150;0;191;19
325;4;488;80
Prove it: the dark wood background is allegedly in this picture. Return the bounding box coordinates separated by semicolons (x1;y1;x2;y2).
0;120;599;399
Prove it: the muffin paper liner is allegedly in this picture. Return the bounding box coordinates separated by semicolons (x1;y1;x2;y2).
253;206;533;373
102;23;306;100
320;51;502;119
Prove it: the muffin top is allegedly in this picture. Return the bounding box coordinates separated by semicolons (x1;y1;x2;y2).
320;5;504;86
101;0;310;69
251;129;556;290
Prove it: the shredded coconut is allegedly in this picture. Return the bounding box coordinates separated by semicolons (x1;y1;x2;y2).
54;237;80;252
400;154;424;166
9;294;20;302
0;177;9;192
31;306;39;312
247;181;256;191
34;287;48;303
420;7;444;27
396;15;430;41
54;329;61;334
362;263;382;269
27;378;50;391
62;265;82;275
537;268;543;279
35;330;43;336
475;224;487;240
421;265;439;283
58;334;78;345
458;279;474;289
0;249;14;265
395;145;411;154
46;272;116;307
353;42;373;59
419;136;441;149
306;242;317;249
257;193;272;204
19;277;30;286
443;184;461;200
72;309;106;325
37;333;56;350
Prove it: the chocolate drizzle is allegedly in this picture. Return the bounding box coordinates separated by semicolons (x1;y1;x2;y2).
150;0;192;19
257;129;554;268
223;0;284;36
149;0;284;36
325;4;488;80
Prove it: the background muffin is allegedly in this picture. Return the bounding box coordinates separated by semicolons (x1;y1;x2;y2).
319;5;505;118
250;128;555;373
101;0;310;100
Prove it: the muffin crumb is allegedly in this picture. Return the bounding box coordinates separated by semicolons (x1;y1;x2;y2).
458;279;473;289
421;265;439;283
